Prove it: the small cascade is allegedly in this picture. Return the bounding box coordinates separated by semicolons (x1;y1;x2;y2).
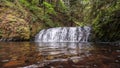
35;26;91;42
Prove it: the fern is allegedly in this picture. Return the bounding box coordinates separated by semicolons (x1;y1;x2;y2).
43;2;56;15
59;0;68;12
19;0;30;7
31;0;39;5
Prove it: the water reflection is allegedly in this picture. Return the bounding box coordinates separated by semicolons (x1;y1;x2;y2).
0;42;119;68
37;42;92;56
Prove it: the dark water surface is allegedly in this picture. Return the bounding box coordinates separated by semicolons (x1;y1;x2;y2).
0;42;120;68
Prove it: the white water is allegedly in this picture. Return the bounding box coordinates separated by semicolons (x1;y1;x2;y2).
35;26;91;42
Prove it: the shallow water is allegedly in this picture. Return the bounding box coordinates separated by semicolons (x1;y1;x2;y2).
0;42;120;68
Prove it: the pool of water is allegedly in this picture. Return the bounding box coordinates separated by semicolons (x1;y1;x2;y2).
0;42;120;68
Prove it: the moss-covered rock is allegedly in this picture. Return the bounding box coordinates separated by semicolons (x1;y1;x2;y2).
0;1;46;41
0;7;30;41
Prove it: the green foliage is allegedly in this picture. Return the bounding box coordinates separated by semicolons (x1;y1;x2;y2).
31;0;39;5
43;2;56;15
58;0;68;12
18;0;59;27
74;21;84;26
2;0;28;18
41;2;59;27
0;0;119;41
91;0;120;41
69;0;120;41
2;0;15;7
42;14;55;27
19;0;30;7
19;0;44;22
19;0;40;12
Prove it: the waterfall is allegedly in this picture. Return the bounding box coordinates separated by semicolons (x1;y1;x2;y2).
35;26;91;42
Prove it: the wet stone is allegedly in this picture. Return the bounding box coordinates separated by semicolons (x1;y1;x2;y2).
1;60;9;63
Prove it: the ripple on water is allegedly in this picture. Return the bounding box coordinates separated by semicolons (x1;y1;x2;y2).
0;42;120;68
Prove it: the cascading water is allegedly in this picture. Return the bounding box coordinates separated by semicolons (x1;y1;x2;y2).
35;26;91;42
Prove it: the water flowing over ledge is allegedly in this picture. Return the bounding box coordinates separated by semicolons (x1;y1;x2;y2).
35;26;91;42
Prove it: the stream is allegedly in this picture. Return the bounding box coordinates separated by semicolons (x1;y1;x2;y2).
0;42;120;68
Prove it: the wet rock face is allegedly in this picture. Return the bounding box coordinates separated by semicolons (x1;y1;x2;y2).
35;26;91;42
0;8;30;41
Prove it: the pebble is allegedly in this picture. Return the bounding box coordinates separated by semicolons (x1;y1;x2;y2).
1;60;9;62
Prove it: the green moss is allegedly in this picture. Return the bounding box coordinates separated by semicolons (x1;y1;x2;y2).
0;11;30;41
